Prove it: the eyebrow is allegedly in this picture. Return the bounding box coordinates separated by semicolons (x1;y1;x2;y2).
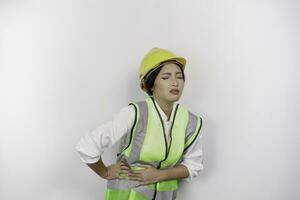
161;72;183;75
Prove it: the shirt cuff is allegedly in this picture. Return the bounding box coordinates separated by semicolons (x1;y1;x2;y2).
75;144;102;164
180;160;204;182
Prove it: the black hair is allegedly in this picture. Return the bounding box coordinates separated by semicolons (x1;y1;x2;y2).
144;61;185;96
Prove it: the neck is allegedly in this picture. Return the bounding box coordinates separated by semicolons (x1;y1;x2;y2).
152;95;174;121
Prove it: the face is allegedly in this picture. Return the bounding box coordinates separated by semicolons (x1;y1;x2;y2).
152;62;185;104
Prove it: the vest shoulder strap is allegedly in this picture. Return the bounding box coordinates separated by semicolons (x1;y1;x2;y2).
117;99;147;158
184;110;203;152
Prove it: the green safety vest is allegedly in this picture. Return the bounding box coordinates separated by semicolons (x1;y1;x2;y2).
105;96;202;200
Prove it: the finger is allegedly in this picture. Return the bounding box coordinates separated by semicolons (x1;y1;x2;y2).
138;164;152;169
119;171;130;176
135;182;147;187
118;174;130;179
127;172;140;178
128;176;143;182
120;161;131;168
129;168;145;173
127;173;143;179
117;164;130;171
120;166;130;170
119;169;130;174
129;170;143;175
118;171;130;179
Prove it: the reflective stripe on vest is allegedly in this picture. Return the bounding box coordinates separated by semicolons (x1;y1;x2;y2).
106;96;202;200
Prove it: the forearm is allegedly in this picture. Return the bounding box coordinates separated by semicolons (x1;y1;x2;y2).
158;164;189;182
86;157;108;179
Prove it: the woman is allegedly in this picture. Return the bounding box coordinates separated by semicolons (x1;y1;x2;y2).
75;47;204;200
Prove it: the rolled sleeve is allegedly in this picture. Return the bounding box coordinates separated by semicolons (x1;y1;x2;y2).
180;130;204;182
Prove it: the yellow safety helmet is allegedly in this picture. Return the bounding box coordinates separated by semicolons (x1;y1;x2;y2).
139;47;186;92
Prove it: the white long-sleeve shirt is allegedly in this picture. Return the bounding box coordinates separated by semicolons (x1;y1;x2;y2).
75;99;204;181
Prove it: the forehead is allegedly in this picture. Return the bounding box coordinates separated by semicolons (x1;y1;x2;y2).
159;63;182;73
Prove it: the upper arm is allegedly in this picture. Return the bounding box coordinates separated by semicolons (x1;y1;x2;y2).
75;104;135;162
184;116;203;153
179;116;204;180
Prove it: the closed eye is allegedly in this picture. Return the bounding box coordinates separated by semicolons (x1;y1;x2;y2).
162;77;183;80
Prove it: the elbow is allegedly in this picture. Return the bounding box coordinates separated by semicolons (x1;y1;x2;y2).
188;160;204;180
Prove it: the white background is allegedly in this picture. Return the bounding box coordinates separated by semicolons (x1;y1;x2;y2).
1;0;299;199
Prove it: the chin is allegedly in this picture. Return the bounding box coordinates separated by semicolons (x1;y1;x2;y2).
158;93;181;103
167;95;180;102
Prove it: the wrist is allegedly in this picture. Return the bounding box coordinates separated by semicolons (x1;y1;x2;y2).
157;169;167;182
99;166;109;179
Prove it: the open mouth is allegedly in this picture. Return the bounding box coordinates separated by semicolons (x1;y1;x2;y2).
170;89;179;95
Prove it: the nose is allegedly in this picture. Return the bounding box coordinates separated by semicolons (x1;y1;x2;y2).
171;77;178;86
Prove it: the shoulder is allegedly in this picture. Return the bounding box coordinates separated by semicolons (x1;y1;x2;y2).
116;98;146;117
113;104;136;120
127;98;148;111
179;104;203;130
178;104;203;121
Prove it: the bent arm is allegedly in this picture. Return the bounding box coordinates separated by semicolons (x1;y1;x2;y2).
75;105;135;163
180;130;204;181
158;127;204;182
75;105;135;176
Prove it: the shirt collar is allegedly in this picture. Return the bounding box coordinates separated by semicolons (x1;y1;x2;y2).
152;97;178;123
